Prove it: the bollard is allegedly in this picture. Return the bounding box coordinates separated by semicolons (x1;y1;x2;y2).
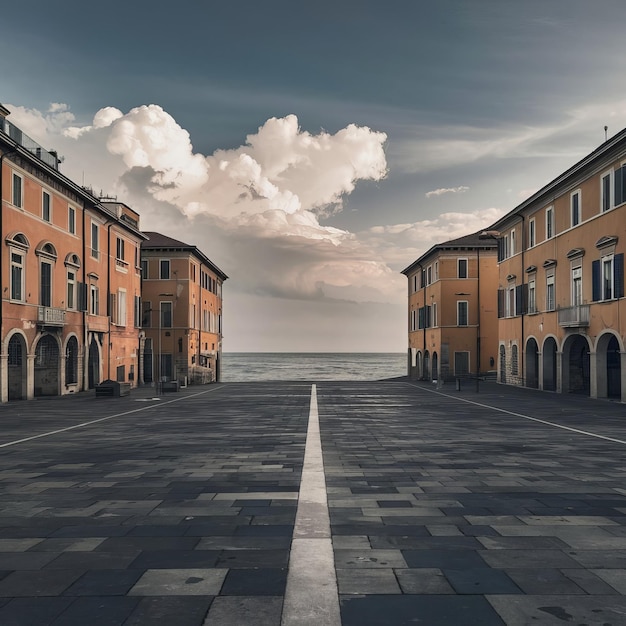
456;378;461;391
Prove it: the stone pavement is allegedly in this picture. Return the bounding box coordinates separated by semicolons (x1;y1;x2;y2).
0;380;625;624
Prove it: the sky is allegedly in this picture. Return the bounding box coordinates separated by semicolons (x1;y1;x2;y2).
3;0;626;352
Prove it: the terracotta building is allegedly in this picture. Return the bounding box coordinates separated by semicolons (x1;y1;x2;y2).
0;104;145;401
488;128;626;402
401;233;499;382
140;232;227;386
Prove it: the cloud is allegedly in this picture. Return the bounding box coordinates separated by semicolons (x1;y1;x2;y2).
425;186;469;198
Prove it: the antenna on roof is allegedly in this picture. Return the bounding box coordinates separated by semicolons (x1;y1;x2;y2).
604;126;608;142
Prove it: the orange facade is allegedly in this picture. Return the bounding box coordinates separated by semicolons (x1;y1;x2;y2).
491;130;626;401
1;107;144;401
402;234;499;382
140;233;227;387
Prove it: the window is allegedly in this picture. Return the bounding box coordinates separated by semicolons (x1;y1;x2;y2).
116;237;125;261
40;261;52;307
502;234;510;259
434;261;439;281
191;304;196;329
592;253;624;301
161;301;173;327
142;300;152;327
412;274;417;293
432;302;438;327
91;222;99;259
90;284;99;315
528;218;536;247
546;206;554;239
457;301;468;326
546;273;555;311
141;259;148;278
10;251;24;301
510;229;516;256
570;190;581;227
67;271;76;310
134;296;141;328
426;265;432;285
42;191;51;222
615;164;626;206
572;266;582;306
506;286;515;317
410;309;416;331
528;277;536;313
12;172;22;207
458;258;468;279
68;206;76;234
160;259;170;280
118;290;126;326
601;171;612;212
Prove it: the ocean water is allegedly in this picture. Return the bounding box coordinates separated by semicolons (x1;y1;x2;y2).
221;352;407;382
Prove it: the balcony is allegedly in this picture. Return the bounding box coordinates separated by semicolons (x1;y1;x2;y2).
558;304;590;328
37;306;66;326
0;119;61;169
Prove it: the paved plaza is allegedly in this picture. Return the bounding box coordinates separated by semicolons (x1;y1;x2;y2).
0;380;625;624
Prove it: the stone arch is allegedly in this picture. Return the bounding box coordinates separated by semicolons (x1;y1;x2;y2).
595;330;624;400
499;344;506;384
64;335;80;386
33;333;60;397
562;333;592;395
432;351;438;381
542;335;558;391
525;337;539;389
6;330;28;401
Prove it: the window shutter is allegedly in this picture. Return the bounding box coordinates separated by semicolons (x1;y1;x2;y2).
78;282;88;312
497;238;504;262
592;260;601;301
615;253;625;299
418;307;425;329
497;289;504;318
426;305;431;328
515;285;524;316
615;167;625;205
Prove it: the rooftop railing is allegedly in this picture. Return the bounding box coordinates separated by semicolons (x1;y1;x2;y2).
0;118;61;169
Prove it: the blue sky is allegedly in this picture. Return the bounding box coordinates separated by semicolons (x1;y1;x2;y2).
3;1;626;351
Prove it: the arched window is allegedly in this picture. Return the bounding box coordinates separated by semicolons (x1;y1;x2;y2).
65;336;79;384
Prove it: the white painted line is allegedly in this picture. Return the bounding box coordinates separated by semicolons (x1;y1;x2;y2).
282;384;340;626
0;386;225;449
404;382;626;446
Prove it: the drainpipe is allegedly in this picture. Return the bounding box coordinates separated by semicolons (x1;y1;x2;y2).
82;203;87;389
520;215;526;387
106;220;113;381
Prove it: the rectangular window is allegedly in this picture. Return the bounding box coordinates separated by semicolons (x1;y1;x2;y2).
91;222;99;258
67;271;76;310
457;300;468;326
10;252;24;301
160;259;170;280
510;229;516;256
502;234;510;259
506;286;515;317
433;261;439;281
410;309;416;331
592;254;624;301
134;295;141;328
161;301;173;327
426;265;432;285
528;218;536;248
603;256;614;300
68;206;76;234
40;261;52;307
432;302;438;327
458;258;468;279
118;290;127;326
142;300;152;327
546;206;554;239
546;274;555;311
528;278;536;313
90;284;99;315
12;172;22;207
116;237;125;260
141;259;148;278
602;171;612;212
572;266;582;306
42;191;51;222
571;190;581;227
615;164;626;206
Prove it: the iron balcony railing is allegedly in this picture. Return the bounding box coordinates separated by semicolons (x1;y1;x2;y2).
0;118;61;169
37;306;66;326
558;304;590;328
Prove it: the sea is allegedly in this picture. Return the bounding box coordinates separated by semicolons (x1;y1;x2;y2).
221;352;407;382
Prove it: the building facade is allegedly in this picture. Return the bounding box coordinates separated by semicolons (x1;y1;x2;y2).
402;233;499;382
489;128;626;402
140;232;227;386
1;104;145;402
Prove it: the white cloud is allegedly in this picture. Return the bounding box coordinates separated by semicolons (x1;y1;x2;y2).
425;186;470;198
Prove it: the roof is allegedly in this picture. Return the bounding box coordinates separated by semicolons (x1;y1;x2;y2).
488;126;626;231
401;230;497;276
142;231;228;280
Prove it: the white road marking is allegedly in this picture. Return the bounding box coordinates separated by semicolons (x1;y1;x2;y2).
0;386;224;449
405;382;626;445
282;384;340;626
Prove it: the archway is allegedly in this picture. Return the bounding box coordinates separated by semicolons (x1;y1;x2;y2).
34;335;59;397
8;333;27;400
432;352;438;381
596;332;622;399
143;338;154;384
88;336;100;389
563;334;590;395
416;351;422;379
542;337;557;391
525;338;539;389
499;345;506;384
65;336;79;386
